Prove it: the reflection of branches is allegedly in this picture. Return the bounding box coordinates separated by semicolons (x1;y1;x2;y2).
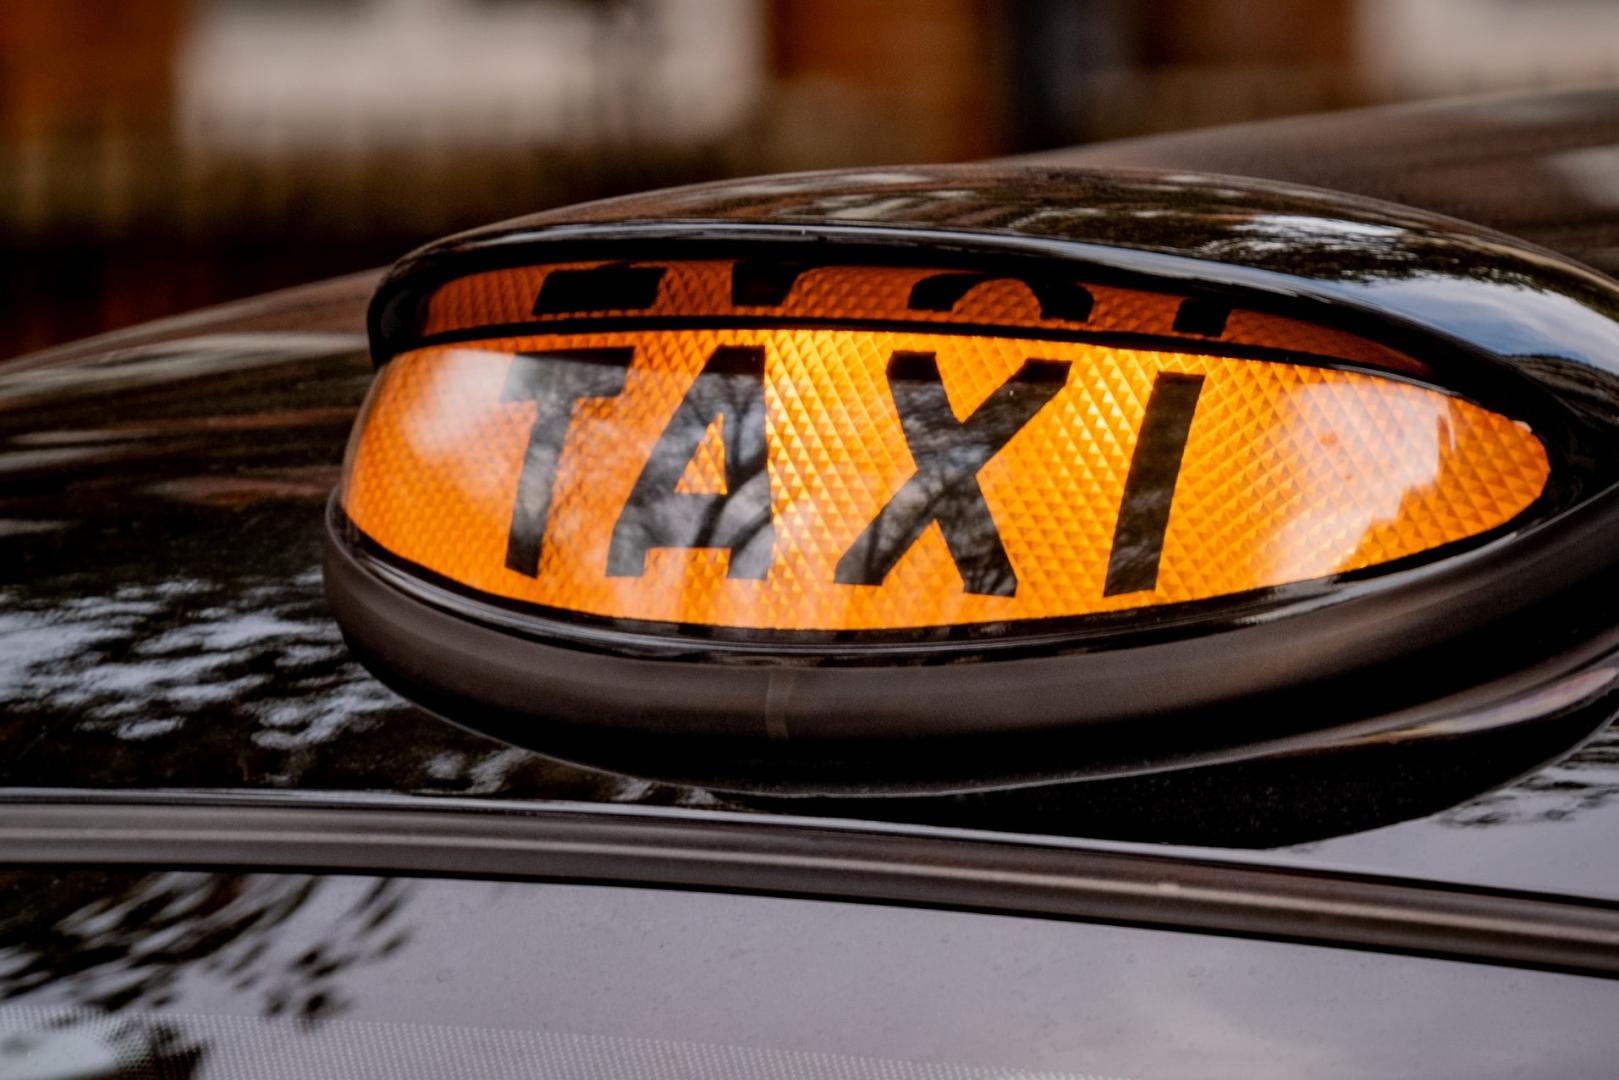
1512;355;1619;432
0;1014;205;1080
1441;722;1619;828
0;568;699;803
0;872;412;1024
0;334;703;806
573;168;1619;323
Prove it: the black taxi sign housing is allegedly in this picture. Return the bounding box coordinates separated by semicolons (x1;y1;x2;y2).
324;166;1619;792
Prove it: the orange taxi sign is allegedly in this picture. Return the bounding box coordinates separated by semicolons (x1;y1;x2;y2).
339;261;1549;633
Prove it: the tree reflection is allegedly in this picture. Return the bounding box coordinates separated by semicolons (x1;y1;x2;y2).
0;336;704;808
0;871;411;1024
0;1014;205;1080
0;869;421;1078
1441;720;1619;828
544;165;1619;316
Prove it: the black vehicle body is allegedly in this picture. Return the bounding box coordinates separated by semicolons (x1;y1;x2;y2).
6;89;1619;1078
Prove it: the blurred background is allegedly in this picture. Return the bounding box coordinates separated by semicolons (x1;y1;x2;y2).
6;0;1619;360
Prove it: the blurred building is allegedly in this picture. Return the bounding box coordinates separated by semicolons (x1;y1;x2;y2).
5;0;1619;358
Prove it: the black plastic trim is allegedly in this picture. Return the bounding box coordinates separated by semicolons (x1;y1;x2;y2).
399;313;1450;379
2;792;1618;980
336;501;1549;660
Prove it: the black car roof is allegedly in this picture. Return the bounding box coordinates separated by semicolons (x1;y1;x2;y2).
5;90;1619;907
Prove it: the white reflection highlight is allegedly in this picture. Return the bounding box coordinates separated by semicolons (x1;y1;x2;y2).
1256;381;1450;583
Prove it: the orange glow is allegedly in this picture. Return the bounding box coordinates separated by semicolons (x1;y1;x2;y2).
342;323;1549;631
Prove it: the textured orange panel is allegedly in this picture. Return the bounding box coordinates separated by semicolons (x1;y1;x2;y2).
342;325;1549;631
674;415;728;495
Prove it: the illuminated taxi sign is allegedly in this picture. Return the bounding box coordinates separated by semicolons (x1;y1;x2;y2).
338;260;1548;633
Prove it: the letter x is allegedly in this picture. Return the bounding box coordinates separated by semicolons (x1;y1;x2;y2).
835;351;1069;596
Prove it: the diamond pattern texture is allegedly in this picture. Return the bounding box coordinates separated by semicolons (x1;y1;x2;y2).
342;324;1549;631
674;415;728;495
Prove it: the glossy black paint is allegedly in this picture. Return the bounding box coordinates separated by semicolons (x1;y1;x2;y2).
8;851;1619;1078
3;95;1619;905
1034;86;1619;281
0;322;662;808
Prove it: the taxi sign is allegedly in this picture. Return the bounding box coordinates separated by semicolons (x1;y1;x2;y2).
324;167;1619;793
340;260;1547;634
